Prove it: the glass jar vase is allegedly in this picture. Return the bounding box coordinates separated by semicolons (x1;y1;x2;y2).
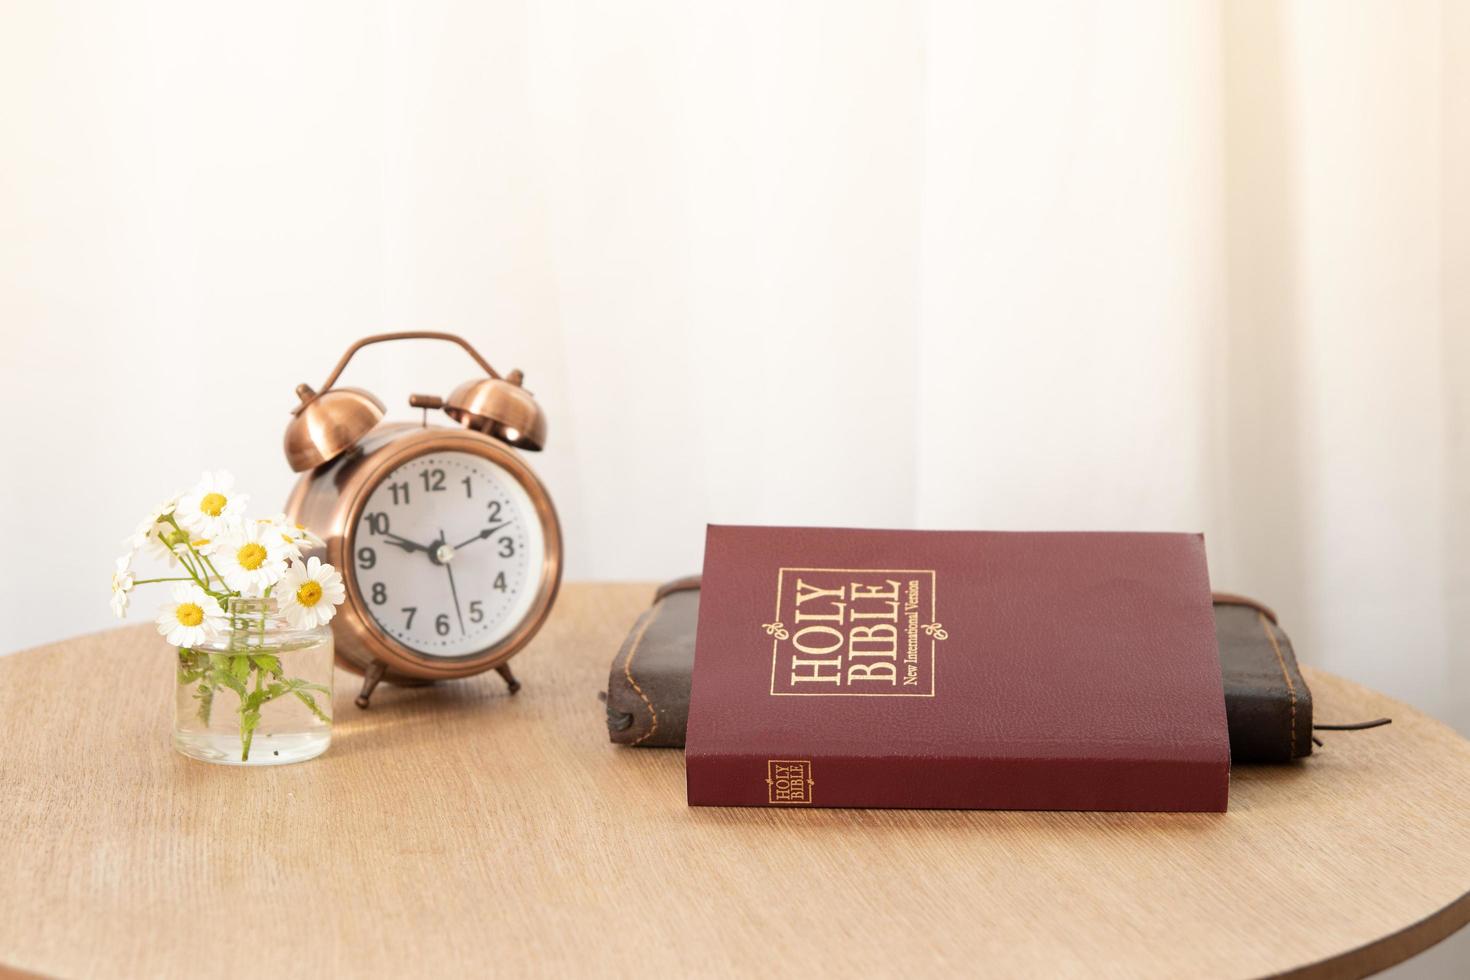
173;597;334;765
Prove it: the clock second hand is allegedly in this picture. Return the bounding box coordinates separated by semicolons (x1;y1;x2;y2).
441;528;466;635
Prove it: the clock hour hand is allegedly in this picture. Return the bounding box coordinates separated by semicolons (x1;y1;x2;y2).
382;532;434;556
452;522;512;552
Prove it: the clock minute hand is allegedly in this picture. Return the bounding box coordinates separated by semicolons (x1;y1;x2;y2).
452;522;512;552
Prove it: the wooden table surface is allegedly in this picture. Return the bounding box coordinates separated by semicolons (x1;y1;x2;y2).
2;582;1468;979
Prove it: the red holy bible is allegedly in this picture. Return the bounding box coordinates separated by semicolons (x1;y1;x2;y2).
685;526;1231;811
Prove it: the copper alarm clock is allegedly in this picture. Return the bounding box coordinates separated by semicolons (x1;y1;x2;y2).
283;332;562;708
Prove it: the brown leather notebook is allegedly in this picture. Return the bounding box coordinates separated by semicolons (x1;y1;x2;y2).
606;576;1314;764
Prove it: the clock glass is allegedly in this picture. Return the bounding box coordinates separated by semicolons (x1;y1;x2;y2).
350;450;545;658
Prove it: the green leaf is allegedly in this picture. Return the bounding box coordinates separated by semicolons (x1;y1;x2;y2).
194;682;215;725
250;654;283;678
282;678;332;696
176;649;207;683
273;677;333;722
229;655;250;684
210;667;247;698
290;689;330;723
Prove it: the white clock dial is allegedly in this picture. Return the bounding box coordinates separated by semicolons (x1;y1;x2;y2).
350;451;545;657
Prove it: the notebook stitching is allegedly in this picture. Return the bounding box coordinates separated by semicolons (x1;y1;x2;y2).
623;602;662;746
1259;611;1296;757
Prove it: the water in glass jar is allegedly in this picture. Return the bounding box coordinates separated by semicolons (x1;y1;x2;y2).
173;632;334;766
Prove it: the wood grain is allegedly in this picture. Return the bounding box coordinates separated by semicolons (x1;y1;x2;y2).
1;583;1467;978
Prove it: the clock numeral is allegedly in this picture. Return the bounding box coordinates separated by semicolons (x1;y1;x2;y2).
435;613;450;636
486;501;502;522
421;468;446;493
498;536;516;558
357;547;376;570
365;512;390;536
493;572;507;593
461;475;473;498
388;482;410;506
401;606;417;630
371;582;387;605
469;600;483;624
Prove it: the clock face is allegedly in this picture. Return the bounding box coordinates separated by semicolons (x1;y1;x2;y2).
349;450;546;658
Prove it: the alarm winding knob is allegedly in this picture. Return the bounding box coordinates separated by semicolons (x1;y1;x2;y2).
444;371;547;451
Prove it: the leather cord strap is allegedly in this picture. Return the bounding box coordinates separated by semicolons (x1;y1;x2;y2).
1210;591;1278;624
654;575;703;602
1314;718;1392;731
598;690;634;732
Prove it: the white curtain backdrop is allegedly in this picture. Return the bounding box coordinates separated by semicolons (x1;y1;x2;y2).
2;1;1466;734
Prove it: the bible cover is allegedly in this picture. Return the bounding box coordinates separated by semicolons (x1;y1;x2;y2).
685;526;1231;811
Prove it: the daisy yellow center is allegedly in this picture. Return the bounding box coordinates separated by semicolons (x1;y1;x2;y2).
176;603;204;627
237;543;268;570
199;492;228;517
296;581;323;607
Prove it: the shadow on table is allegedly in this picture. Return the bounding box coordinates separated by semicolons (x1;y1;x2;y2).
322;673;528;761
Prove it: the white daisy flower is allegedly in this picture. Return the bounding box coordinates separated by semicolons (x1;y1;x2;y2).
277;557;346;629
139;493;181;534
176;470;248;539
130;504;190;566
256;514;325;559
211;520;289;595
110;555;135;619
119;495;177;562
295;522;326;551
156;583;226;647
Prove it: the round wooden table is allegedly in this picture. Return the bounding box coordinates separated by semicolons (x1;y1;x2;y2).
2;583;1467;978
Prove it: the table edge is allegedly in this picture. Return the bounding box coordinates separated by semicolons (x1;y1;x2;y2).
1274;887;1470;979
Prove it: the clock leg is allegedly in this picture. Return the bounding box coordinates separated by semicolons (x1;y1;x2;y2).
495;664;521;695
355;661;388;709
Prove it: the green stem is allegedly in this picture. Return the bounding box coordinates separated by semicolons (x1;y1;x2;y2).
162;515;226;594
241;663;264;762
132;576;195;585
160;531;215;595
197;550;228;590
183;542;218;587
